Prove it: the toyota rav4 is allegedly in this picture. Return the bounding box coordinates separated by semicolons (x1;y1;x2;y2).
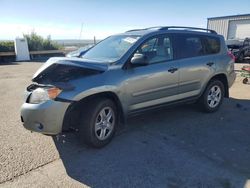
21;26;236;147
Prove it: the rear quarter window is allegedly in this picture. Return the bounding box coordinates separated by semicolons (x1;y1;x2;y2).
204;36;220;54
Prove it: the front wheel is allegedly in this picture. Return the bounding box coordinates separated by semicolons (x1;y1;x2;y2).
198;80;225;113
78;98;117;148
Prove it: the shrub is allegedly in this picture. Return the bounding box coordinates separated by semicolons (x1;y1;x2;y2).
23;32;61;51
0;41;15;52
0;32;62;53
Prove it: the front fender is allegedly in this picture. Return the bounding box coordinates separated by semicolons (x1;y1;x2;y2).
73;85;129;117
74;85;119;101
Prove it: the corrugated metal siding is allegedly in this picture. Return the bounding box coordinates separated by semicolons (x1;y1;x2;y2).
208;15;250;39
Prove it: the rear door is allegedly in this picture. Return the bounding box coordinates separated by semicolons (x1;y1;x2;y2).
174;33;219;99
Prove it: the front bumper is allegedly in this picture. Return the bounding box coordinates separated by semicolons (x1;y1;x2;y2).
21;100;70;135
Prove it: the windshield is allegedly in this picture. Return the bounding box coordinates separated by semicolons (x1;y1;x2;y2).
81;35;140;62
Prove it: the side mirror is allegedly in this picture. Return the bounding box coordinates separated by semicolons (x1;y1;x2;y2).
66;50;87;58
78;50;88;57
131;53;148;66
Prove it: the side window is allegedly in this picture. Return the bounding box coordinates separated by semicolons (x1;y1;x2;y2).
177;35;204;59
163;38;173;59
140;38;158;53
135;36;173;64
204;36;220;54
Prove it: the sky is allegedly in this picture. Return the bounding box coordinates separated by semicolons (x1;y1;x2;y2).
0;0;250;40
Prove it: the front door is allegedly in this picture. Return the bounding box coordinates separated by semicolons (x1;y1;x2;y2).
124;35;180;112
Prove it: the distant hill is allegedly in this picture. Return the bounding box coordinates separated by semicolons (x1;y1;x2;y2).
0;40;12;42
54;39;100;47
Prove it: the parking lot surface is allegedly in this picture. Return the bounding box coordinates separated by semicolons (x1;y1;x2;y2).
0;62;250;188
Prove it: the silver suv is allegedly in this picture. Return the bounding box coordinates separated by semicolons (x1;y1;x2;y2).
21;26;236;147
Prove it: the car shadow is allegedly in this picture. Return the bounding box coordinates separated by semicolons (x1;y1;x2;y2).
0;61;19;65
53;97;250;187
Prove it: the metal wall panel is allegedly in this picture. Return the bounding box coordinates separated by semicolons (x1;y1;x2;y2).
207;15;250;39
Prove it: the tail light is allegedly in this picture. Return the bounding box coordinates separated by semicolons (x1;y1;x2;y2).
228;51;236;62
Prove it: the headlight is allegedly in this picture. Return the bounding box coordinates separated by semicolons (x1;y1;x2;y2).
29;87;62;104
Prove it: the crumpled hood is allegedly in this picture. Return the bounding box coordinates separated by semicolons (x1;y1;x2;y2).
33;57;108;80
32;57;108;84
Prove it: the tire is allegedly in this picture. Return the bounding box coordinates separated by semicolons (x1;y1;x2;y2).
243;77;248;84
78;98;117;148
198;80;225;113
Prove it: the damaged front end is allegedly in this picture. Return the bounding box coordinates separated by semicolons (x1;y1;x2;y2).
21;57;108;134
25;57;107;104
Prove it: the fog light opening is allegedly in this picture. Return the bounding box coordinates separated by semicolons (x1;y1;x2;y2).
35;123;44;130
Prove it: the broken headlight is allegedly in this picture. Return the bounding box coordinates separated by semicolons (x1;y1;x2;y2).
29;87;62;104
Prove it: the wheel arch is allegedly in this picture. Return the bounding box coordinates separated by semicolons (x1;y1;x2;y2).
62;91;125;131
207;73;229;98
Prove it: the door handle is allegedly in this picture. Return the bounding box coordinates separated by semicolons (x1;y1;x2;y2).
206;62;214;67
168;67;178;73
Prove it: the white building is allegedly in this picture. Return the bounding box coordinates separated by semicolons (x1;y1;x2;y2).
207;14;250;40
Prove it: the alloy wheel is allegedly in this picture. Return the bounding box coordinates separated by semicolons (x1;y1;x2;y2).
94;107;115;140
207;85;222;108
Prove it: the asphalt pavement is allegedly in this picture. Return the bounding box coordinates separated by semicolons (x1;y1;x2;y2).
0;62;250;188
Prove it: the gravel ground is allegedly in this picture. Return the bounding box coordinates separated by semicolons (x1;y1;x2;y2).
0;62;250;188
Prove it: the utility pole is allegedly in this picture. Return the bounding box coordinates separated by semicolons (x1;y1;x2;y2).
79;23;83;40
94;36;96;44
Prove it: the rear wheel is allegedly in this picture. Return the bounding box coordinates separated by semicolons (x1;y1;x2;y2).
198;80;225;113
78;98;117;148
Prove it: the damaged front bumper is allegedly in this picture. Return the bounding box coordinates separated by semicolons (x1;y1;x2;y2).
21;99;70;135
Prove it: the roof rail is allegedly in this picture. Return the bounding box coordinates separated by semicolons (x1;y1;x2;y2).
126;26;217;34
125;29;144;32
125;27;162;33
159;26;217;34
